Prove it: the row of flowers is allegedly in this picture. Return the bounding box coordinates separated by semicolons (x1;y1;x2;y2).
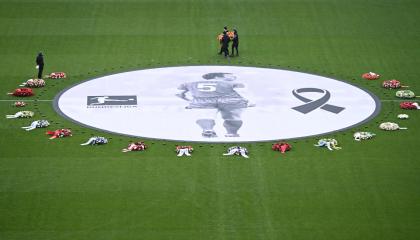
7;72;66;97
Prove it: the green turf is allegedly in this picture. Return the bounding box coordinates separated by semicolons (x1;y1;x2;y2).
1;0;419;239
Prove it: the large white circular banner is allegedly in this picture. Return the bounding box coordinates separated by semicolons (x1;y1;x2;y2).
55;66;380;142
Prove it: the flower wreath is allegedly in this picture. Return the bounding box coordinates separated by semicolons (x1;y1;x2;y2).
81;136;108;146
397;114;409;119
48;72;66;79
8;88;34;97
353;132;375;141
6;111;34;119
396;90;416;99
379;122;407;131
362;72;380;80
272;142;291;153
21;120;49;131
314;138;341;151
382;80;403;89
14;101;26;107
223;146;249;158
20;79;45;88
400;101;419;110
46;129;72;139
176;145;194;156
122;141;147;152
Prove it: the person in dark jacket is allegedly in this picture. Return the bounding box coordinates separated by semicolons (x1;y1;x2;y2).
221;31;230;57
231;29;239;56
36;52;44;79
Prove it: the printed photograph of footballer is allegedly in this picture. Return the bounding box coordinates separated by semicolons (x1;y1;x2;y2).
176;72;255;138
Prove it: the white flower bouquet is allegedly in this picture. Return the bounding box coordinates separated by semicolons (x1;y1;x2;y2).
314;138;341;151
81;136;108;145
6;111;34;119
353;132;375;141
379;122;407;131
21;120;49;131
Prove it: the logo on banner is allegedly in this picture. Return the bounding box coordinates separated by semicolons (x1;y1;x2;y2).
87;95;137;108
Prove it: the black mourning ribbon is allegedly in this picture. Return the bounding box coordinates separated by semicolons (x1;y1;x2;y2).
292;88;345;114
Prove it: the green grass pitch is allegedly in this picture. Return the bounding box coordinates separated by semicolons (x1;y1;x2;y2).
0;0;419;239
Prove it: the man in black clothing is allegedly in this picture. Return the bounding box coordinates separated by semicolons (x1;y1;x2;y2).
218;26;229;55
36;52;44;79
221;31;230;57
231;29;239;56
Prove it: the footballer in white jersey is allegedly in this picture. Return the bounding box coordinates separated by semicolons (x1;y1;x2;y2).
176;72;253;138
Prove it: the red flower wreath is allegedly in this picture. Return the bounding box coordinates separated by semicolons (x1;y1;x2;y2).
8;88;34;97
400;101;419;110
272;142;292;153
46;129;72;139
49;72;66;79
382;79;401;89
362;72;380;80
122;141;148;152
14;101;26;107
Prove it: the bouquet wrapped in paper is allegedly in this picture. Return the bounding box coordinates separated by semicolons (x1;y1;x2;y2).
46;129;72;139
20;79;45;88
362;72;380;80
314;138;341;151
122;141;147;152
8;88;34;97
6;111;34;119
353;132;375;141
400;102;419;110
81;136;108;146
223;146;249;158
176;145;194;156
21;120;49;131
272;142;291;153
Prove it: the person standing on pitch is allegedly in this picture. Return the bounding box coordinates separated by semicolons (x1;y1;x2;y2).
231;29;239;56
218;26;229;55
221;31;230;58
35;52;44;79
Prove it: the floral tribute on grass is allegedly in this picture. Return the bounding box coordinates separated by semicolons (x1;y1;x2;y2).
314;138;341;151
20;79;45;88
396;90;417;99
362;72;380;80
176;145;193;157
397;114;409;119
379;122;407;131
6;111;34;119
353;132;375;141
382;80;406;89
80;136;108;146
46;129;72;139
21;120;49;131
122;141;147;152
223;146;249;158
272;142;291;153
400;102;420;110
47;72;66;79
8;88;34;97
14;101;26;107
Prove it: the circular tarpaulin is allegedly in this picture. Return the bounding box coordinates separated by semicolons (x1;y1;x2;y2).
54;66;380;142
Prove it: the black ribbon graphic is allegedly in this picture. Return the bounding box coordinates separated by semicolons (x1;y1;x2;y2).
292;88;345;114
